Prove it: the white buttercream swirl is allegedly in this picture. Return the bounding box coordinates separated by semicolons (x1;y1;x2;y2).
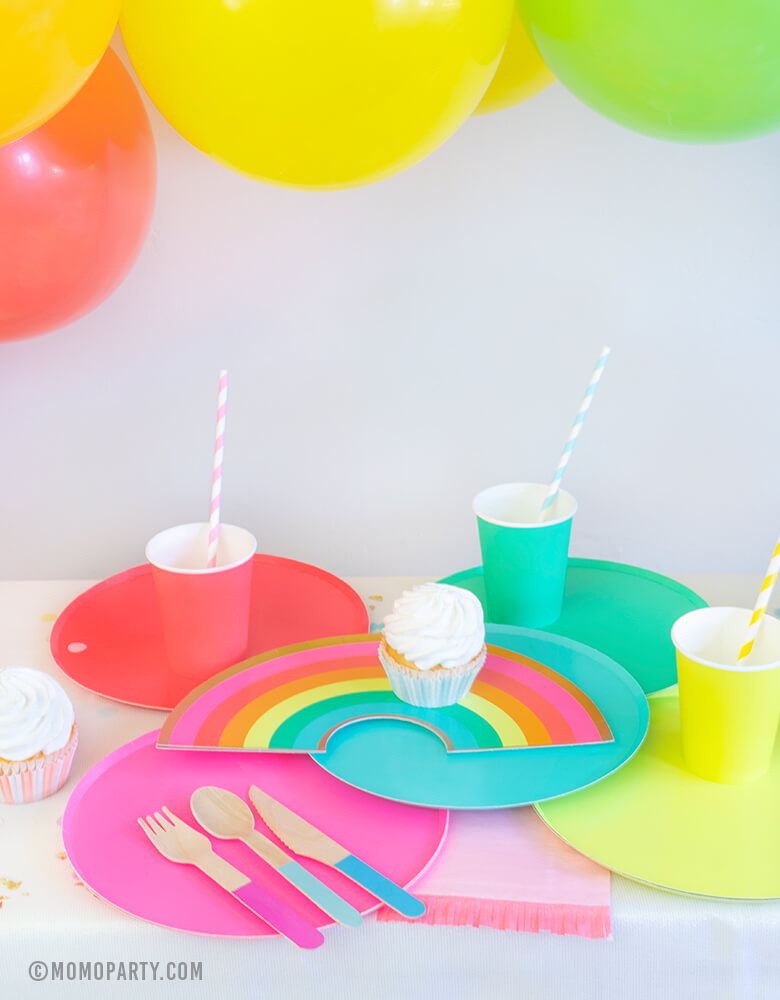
0;667;75;761
383;583;486;671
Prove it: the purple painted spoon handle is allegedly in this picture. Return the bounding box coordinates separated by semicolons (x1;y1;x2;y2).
233;881;324;949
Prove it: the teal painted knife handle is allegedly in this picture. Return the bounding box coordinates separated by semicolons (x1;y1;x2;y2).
279;861;363;927
335;855;425;918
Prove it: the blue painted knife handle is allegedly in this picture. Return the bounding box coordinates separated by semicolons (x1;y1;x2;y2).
279;861;363;928
335;855;425;918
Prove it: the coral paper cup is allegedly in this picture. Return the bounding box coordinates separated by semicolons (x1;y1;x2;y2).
672;607;780;784
146;523;257;683
473;483;577;628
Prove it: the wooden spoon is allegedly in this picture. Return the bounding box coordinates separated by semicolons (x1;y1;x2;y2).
190;786;363;927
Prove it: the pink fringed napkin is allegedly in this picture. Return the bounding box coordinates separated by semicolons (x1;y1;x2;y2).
376;808;611;939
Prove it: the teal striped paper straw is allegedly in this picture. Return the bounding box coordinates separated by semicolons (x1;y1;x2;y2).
539;346;611;521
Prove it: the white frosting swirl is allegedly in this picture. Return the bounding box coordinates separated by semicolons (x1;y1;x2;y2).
0;667;75;761
383;583;486;671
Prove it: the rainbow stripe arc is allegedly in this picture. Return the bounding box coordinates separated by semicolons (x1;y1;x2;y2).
158;636;613;754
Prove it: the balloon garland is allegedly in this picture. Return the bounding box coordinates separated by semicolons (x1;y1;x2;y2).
119;0;514;189
0;0;119;146
475;11;554;116
0;50;157;342
2;1;780;341
517;0;780;143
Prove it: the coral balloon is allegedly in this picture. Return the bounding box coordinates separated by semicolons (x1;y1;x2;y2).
121;0;512;189
0;0;120;145
517;0;780;142
475;11;554;115
0;49;156;342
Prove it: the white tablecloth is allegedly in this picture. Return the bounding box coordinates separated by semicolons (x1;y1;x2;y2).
2;575;779;1000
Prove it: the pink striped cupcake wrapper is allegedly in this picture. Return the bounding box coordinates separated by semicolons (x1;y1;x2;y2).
0;724;78;804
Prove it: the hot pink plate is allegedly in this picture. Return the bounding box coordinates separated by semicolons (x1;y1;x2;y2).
63;731;448;937
50;555;370;710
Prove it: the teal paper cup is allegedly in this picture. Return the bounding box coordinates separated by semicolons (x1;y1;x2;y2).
473;483;577;627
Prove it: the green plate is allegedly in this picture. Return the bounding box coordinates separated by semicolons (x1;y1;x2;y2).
535;693;780;899
439;559;707;694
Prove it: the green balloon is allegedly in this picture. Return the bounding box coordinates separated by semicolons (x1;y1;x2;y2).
517;0;780;142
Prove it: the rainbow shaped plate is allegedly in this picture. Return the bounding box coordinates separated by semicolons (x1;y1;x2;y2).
159;636;614;754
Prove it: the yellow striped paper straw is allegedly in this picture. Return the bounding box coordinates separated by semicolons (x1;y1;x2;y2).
737;535;780;662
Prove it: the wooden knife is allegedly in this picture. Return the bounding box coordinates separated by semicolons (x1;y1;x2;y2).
248;785;425;919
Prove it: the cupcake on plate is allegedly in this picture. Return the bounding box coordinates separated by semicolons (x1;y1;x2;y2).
379;582;487;707
0;667;78;805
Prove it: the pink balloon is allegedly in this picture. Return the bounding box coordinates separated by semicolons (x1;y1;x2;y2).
0;49;156;341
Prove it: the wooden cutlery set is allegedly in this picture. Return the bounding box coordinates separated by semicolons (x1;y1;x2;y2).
138;786;425;948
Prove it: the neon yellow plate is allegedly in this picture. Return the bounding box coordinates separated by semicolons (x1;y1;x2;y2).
536;693;780;899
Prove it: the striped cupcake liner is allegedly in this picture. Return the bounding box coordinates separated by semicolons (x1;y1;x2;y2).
0;725;78;805
378;645;485;708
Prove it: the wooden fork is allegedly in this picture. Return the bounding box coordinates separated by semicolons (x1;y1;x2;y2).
137;806;324;949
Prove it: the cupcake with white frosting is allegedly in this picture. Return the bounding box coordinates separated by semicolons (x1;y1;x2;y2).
0;667;78;804
379;583;487;707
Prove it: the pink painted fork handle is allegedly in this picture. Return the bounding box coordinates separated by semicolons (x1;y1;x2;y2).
232;882;324;949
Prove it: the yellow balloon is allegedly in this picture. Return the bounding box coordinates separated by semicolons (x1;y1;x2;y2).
474;10;554;115
121;0;513;189
0;0;120;145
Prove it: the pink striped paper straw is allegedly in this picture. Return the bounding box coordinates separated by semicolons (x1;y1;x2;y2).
207;370;229;568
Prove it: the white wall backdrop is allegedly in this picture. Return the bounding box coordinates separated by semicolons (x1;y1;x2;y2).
2;41;779;581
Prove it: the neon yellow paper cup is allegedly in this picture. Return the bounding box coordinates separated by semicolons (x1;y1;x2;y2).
473;483;577;628
672;606;780;784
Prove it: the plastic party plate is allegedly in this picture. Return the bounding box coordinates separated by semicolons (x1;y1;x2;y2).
535;693;780;899
63;731;448;936
314;625;649;810
439;559;707;694
51;555;369;710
